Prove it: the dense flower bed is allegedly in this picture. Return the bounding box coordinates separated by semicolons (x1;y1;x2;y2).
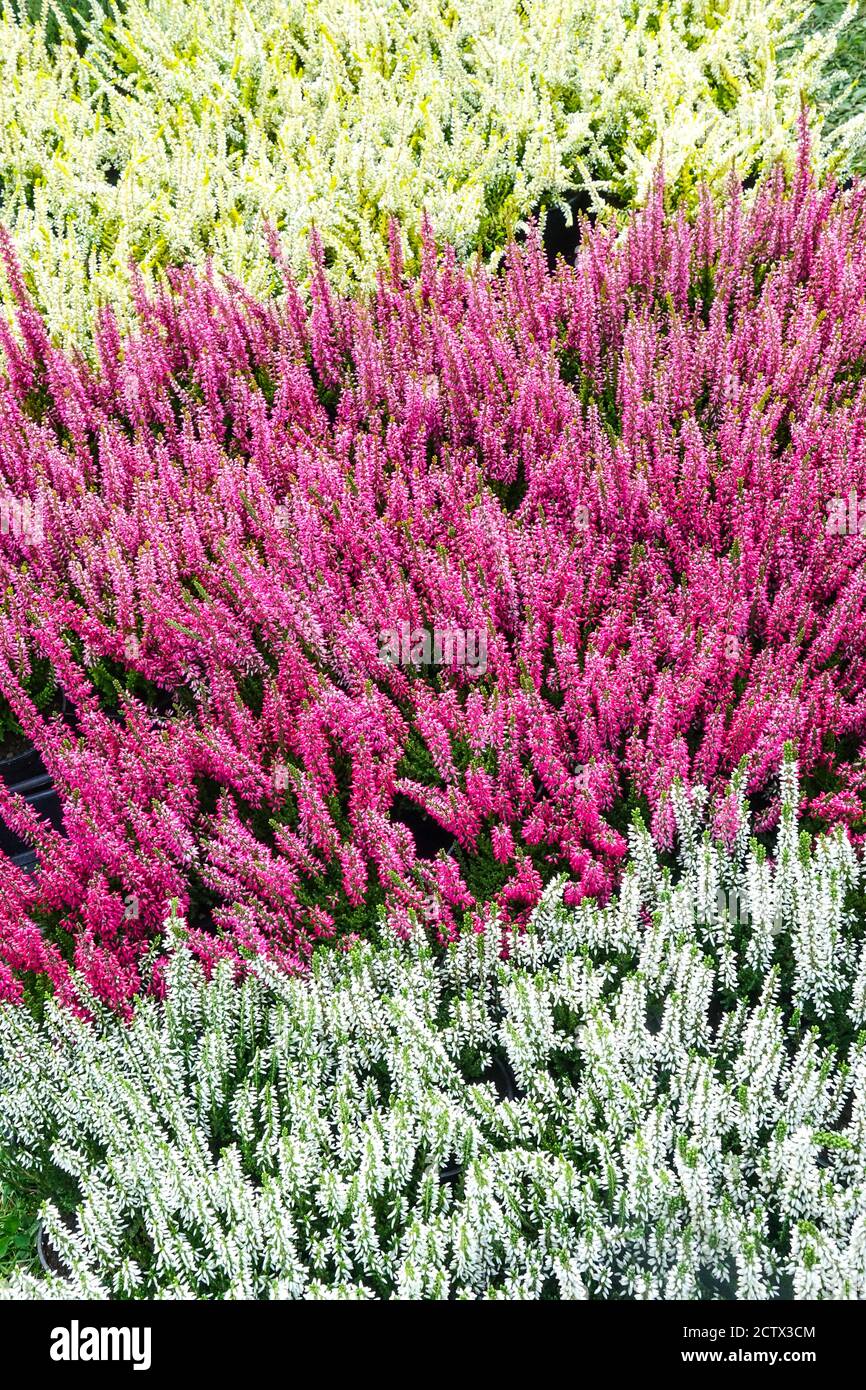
2;760;864;1299
1;0;866;1310
1;0;865;339
2;136;866;1007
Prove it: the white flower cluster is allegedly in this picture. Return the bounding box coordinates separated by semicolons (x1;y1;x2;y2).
1;0;864;341
0;755;864;1299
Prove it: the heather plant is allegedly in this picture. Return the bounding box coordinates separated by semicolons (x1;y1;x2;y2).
808;1;866;150
3;137;866;1005
1;763;864;1300
1;0;865;340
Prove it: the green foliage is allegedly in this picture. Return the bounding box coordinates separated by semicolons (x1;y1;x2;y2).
808;0;866;169
0;656;62;758
0;1177;38;1280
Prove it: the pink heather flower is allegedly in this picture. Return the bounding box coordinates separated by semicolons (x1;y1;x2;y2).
0;959;23;1004
426;857;474;911
562;883;586;909
491;825;516;863
0;131;865;1004
500;858;544;913
338;843;368;908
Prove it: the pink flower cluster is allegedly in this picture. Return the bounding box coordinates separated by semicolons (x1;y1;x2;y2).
2;133;866;1007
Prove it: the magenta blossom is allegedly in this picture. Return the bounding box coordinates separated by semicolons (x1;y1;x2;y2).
1;130;866;1007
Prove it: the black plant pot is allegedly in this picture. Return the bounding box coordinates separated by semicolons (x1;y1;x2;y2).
0;745;65;869
190;906;218;933
0;729;32;764
528;188;598;272
36;1219;72;1279
439;1158;461;1187
0;693;76;776
391;797;456;860
2;847;37;872
438;1053;522;1184
0;746;44;784
481;1052;521;1103
148;687;177;716
0;693;79;868
103;685;177;727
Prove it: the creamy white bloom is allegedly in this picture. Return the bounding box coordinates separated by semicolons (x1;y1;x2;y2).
0;0;864;341
0;756;864;1299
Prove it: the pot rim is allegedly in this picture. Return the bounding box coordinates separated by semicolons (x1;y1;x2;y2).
36;1217;73;1278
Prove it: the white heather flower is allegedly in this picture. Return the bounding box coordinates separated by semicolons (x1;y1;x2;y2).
1;759;865;1299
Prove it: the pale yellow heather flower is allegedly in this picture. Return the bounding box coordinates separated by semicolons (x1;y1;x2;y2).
0;0;864;341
